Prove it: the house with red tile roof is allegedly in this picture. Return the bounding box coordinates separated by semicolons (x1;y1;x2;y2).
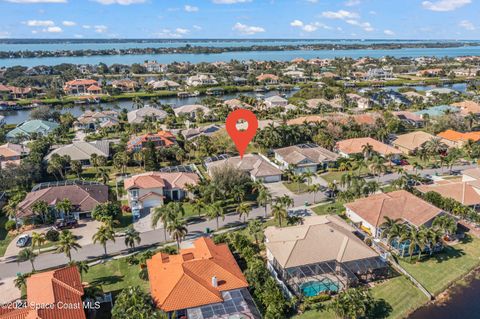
63;79;100;95
344;190;444;237
0;84;32;99
256;73;279;84
0;266;86;319
127;131;176;152
124;171;200;211
147;237;260;319
0;143;29;168
335;137;402;159
16;182;109;222
437;129;480;148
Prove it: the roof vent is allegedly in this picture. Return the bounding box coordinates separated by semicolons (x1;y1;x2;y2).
211;276;218;288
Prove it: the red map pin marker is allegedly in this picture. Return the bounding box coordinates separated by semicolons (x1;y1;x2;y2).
226;109;258;159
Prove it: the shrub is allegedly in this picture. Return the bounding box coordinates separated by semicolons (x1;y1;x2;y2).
4;220;16;232
91;202;121;222
45;229;59;242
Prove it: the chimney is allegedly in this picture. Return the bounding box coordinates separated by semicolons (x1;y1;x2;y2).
211;276;218;288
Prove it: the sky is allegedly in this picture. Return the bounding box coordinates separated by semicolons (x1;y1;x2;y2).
0;0;478;40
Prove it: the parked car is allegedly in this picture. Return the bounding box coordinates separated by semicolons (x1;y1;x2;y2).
53;219;78;230
16;234;31;247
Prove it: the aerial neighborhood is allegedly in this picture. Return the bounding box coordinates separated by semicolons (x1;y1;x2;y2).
2;51;480;319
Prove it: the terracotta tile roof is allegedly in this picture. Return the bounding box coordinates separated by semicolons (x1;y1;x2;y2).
437;129;480;142
0;143;29;158
336;137;402;156
392;111;424;122
17;184;108;219
345;190;443;228
265;215;380;268
86;85;101;91
256;73;279;81
416;181;480;206
0;266;85;319
392;131;437;153
127;131;176;150
451;100;480;115
124;171;199;190
65;79;98;86
147;237;248;312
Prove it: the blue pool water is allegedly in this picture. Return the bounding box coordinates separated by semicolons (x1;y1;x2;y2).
300;280;340;297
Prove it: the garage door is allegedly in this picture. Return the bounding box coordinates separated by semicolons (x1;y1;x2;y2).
143;198;162;208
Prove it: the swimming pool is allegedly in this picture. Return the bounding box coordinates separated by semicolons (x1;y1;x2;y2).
300;279;340;297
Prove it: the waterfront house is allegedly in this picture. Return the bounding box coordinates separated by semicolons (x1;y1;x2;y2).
111;79;138;92
392;131;439;155
63;79;100;95
452;67;480;77
335;137;402;159
144;60;167;73
124;171;199;211
416;68;443;77
274;143;338;173
16;181;109;222
146;237;260;319
6;120;59;141
366;67;394;80
0;266;85;319
451;100;480;117
256;73;279;84
437;129;480;148
181;124;222;140
224;98;252;109
127;130;176;152
173;104;211;120
425;88;458;97
127;106;168;124
148;80;181;91
265;215;388;298
45;140;110;166
414;105;459;119
0;84;32;99
75;110;119;131
284;70;307;82
186;74;218;87
344;190;443;237
0;143;30;168
371;90;411;107
346;93;372;109
205;153;282;183
264;95;288;108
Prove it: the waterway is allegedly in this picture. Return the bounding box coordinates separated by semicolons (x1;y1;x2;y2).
2;42;480;68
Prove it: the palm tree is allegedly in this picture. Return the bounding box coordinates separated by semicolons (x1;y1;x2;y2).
124;226;141;251
90;153;99;172
31;200;50;224
18;248;36;272
70;160;83;179
369;156;387;181
96;167;111;184
56;198;73;219
433;215;457;239
329;288;373;319
151;203;182;242
284;165;296;183
309;184;321;203
3;191;26;230
362;143;374;161
257;187;272;218
73;260;90;281
247;219;263;245
14;273;29;291
56;230;81;262
191;198;206;217
31;232;46;255
167;218;188;250
207;201;225;230
302;171;315;187
93;224;116;256
271;203;287;227
236;202;251;222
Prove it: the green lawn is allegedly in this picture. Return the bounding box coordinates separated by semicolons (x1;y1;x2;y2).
399;236;480;295
293;308;336;319
0;214;14;257
283;181;309;194
83;258;149;294
312;201;345;216
371;276;429;319
320;171;345;184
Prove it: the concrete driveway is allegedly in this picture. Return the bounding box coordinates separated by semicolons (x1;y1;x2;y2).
0;277;20;304
134;207;156;233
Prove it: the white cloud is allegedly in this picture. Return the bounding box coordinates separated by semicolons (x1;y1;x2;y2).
155;28;189;38
62;20;76;26
43;26;62;32
321;10;358;20
290;20;330;32
5;0;66;3
346;19;374;31
232;22;265;35
25;20;55;27
175;28;189;35
459;19;475;30
422;0;471;12
290;20;304;27
193;25;202;30
184;4;199;12
82;25;91;29
305;0;318;3
93;0;146;5
384;29;395;35
212;0;252;3
94;25;108;33
345;0;361;6
0;31;11;38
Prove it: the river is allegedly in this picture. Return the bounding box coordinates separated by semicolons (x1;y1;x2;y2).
2;41;480;68
409;275;480;319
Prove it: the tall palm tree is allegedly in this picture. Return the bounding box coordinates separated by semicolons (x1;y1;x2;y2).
90;153;99;172
236;202;251;222
56;230;81;262
207;201;225;230
92;224;116;256
362;143;374;161
3;191;26;230
124;226;141;251
191;198;206;217
167;218;188;250
73;260;90;281
31;232;46;255
247;219;263;245
271;203;287;227
18;248;37;272
56;199;73;219
257;187;272;218
31;200;50;224
433;215;457;238
302;171;315;187
309;184;321;203
96;167;111;185
152;202;182;242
